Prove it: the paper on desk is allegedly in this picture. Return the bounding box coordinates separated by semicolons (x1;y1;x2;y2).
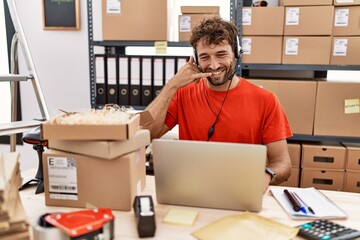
270;187;347;220
192;212;298;240
163;208;198;226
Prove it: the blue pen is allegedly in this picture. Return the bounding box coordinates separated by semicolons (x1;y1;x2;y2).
292;191;307;214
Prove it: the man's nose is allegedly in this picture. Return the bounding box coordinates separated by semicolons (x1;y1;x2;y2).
208;57;220;69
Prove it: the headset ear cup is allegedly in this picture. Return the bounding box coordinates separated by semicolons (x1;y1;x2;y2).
235;36;241;59
193;49;199;66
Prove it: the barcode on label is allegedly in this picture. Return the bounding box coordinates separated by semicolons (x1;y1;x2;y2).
50;185;77;191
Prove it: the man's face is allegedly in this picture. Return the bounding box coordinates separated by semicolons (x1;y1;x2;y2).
196;40;236;86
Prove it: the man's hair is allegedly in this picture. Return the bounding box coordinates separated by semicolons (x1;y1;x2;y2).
189;17;239;55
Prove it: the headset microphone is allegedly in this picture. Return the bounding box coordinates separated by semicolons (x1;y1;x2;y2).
252;1;268;7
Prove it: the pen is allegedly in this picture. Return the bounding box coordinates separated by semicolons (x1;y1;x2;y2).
283;189;301;212
292;192;315;215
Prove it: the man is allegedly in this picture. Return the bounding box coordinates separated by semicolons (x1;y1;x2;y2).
143;17;292;190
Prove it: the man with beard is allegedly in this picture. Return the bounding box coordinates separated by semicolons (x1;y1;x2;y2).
143;17;292;189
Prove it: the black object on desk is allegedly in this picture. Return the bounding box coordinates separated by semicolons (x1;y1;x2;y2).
133;195;156;238
19;127;48;194
298;219;360;240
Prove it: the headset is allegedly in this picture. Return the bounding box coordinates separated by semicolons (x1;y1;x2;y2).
193;35;242;69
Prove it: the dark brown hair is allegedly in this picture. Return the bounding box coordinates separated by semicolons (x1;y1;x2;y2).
189;17;239;54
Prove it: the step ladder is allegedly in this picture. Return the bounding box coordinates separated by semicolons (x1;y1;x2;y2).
1;0;49;152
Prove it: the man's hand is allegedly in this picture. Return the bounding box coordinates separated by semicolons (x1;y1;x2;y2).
169;57;212;89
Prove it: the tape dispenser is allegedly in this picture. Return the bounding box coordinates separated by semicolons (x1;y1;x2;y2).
133;195;156;238
33;208;114;240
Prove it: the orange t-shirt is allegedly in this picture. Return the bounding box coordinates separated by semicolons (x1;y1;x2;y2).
164;78;292;144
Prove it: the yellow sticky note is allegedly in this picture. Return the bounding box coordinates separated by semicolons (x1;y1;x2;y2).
155;41;167;54
163;208;198;226
344;99;360;114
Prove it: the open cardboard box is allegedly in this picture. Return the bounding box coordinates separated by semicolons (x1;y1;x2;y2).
42;130;150;211
41;110;153;140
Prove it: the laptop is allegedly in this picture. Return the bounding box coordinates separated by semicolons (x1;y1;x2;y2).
152;139;267;212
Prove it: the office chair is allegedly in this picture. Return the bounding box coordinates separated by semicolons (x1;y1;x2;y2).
19;127;47;194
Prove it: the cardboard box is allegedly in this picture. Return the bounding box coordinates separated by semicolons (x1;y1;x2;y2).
282;36;331;65
284;6;334;36
248;79;317;135
334;0;360;6
330;37;360;65
242;7;284;36
301;143;346;169
41;111;153;140
344;170;360;193
43;146;146;211
342;142;360;171
333;7;360;36
288;142;301;167
178;6;219;41
241;36;283;64
278;167;300;187
313;81;360;137
281;0;333;6
102;0;167;40
300;168;345;191
48;129;151;159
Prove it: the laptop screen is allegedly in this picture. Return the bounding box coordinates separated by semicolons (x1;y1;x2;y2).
152;139;267;212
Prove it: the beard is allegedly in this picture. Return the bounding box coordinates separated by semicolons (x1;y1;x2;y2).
205;59;236;87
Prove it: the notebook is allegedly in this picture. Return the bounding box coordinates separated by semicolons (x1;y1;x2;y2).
152;139;267;212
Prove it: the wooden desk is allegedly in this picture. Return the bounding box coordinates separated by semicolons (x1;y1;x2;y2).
19;169;360;239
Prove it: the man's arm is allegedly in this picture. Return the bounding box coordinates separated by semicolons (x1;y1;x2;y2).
263;139;292;190
142;57;212;139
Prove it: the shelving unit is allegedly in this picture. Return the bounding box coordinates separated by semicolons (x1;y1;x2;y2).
87;0;360;143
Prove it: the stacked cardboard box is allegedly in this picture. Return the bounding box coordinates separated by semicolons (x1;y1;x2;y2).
178;6;220;42
282;1;334;65
41;110;152;211
0;152;30;239
241;7;284;64
331;1;360;65
300;142;346;191
342;142;360;193
101;0;167;41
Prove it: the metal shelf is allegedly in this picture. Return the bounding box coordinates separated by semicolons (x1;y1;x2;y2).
289;134;360;144
93;41;191;48
0;120;43;136
241;64;360;71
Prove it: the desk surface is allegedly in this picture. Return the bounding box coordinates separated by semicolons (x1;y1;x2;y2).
19;169;360;239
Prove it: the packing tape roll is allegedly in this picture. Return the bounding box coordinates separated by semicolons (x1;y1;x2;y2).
32;213;67;240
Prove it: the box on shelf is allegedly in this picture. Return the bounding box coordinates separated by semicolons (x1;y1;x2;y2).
333;6;360;36
178;6;219;41
42;130;149;210
242;7;284;36
248;79;317;135
278;167;300;187
313;81;360;137
241;36;283;64
300;168;345;191
281;0;333;6
284;6;334;36
41;110;153;141
344;170;360;193
282;36;331;65
330;37;360;65
288;142;301;167
102;0;167;41
334;0;360;6
342;142;360;171
301;142;346;169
